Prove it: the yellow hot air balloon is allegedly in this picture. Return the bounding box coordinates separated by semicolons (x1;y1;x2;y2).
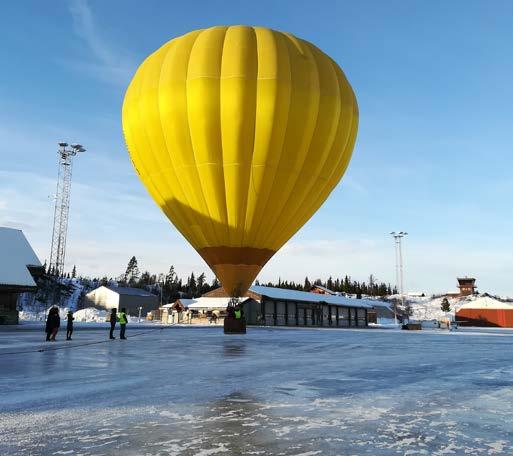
122;25;358;296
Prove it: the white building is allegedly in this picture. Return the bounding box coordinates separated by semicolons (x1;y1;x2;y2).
83;285;159;316
0;227;44;324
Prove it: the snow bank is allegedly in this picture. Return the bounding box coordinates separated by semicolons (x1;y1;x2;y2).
74;307;108;322
406;294;510;321
73;307;140;323
18;310;45;322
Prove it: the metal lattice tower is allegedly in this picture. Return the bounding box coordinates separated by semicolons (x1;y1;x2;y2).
390;231;408;324
49;142;85;276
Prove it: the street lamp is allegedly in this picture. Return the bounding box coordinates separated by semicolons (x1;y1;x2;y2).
138;306;143;323
390;231;408;325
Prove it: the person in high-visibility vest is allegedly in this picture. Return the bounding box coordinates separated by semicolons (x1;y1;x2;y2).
234;306;242;320
118;308;128;339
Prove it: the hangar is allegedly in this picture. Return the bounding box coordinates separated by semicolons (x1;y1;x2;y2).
456;297;513;327
203;285;373;327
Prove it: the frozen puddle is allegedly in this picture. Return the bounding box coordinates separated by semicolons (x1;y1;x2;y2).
1;326;513;454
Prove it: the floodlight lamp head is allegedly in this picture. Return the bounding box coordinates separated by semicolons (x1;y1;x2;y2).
58;142;68;148
78;147;86;153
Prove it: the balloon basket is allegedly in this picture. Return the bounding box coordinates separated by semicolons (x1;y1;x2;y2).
224;317;246;334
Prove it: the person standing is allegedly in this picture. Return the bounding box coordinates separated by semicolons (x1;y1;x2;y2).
45;307;60;342
109;308;117;339
118;307;128;340
66;311;74;340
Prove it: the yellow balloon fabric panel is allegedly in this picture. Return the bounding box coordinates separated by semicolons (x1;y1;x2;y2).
122;25;358;295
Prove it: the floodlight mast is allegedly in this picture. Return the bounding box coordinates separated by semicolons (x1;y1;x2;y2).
390;231;408;325
49;142;86;277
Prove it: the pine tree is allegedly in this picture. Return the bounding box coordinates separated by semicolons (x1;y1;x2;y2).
187;272;197;297
441;298;451;312
124;256;140;285
343;275;351;293
166;266;177;285
71;265;77;279
140;271;151;286
368;274;376;296
197;273;206;295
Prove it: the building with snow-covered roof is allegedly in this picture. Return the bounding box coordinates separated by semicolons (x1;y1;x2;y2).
456;296;513;327
309;285;338;295
203;285;374;327
0;227;44;324
366;300;396;325
160;297;256;324
83;285;159;316
181;297;251;310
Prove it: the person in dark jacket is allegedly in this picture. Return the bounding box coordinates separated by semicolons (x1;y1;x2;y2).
45;307;60;341
109;308;117;339
118;308;128;340
66;311;74;340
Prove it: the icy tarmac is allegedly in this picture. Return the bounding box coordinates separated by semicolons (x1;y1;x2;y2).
1;325;513;455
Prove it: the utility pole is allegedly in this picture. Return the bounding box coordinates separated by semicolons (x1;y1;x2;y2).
49;142;85;277
390;231;408;325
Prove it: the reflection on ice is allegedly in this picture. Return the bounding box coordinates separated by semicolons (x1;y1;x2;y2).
222;340;247;358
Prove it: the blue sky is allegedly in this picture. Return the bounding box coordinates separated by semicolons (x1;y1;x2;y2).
1;0;512;295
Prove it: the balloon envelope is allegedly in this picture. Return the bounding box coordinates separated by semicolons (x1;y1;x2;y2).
122;25;358;296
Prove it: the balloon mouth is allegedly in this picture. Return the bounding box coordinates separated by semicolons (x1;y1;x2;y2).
198;246;276;296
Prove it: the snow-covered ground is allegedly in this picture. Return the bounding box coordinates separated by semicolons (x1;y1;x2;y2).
20;306;141;323
384;293;512;322
1;326;513;455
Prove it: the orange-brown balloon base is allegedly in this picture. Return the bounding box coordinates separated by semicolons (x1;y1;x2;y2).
198;246;276;296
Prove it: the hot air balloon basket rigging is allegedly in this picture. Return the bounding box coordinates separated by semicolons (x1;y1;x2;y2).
224;297;247;334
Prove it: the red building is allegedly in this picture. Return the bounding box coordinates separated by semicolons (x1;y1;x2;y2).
456;298;513;327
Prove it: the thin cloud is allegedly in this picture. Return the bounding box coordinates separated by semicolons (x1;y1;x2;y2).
68;0;136;86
